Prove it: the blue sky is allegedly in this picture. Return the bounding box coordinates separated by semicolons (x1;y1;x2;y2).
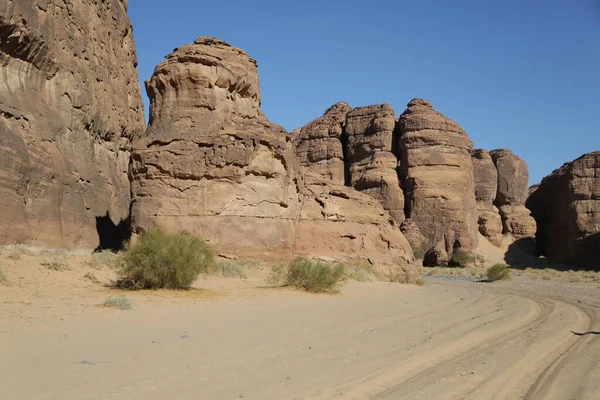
128;0;599;185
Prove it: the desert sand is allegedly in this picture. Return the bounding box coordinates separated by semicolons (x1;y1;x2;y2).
1;249;599;400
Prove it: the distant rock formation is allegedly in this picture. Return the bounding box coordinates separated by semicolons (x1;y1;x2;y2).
527;151;600;268
490;149;536;239
471;149;503;245
130;37;414;269
293;103;404;224
345;105;404;224
292;102;350;185
397;99;478;263
0;0;145;249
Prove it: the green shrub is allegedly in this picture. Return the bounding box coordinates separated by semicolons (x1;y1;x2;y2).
212;260;248;279
103;297;132;310
118;229;214;290
344;263;379;282
87;250;121;270
42;255;70;271
449;249;475;267
268;257;346;293
486;264;511;281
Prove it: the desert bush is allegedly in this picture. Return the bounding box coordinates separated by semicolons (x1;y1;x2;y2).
345;263;379;282
449;249;475;267
0;266;6;283
87;250;121;270
8;249;22;261
212;260;248;279
268;257;346;293
83;272;100;284
103;296;132;310
42;255;70;271
486;264;511;281
118;229;214;290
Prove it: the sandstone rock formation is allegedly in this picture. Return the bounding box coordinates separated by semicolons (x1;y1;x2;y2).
130;37;302;257
0;0;145;249
471;149;503;244
293;103;405;224
130;37;414;268
526;151;600;268
345;105;404;224
295;178;413;267
292;102;350;185
397;99;478;257
490;149;536;239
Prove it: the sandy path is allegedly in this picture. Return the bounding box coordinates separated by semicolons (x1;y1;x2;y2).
1;277;598;400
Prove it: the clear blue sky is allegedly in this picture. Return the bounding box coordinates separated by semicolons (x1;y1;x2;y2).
128;0;599;185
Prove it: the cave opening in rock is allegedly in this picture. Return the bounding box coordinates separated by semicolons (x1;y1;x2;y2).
340;131;351;187
95;212;130;252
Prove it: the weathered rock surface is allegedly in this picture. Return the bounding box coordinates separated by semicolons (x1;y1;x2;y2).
130;37;414;267
295;178;413;268
526;151;600;268
397;99;478;255
471;149;503;244
345;104;405;224
131;37;302;257
292;102;350;185
0;0;144;249
490;149;536;239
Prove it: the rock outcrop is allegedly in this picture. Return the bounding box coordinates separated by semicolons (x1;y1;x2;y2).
526;151;600;268
295;177;413;267
293;103;404;224
130;37;414;268
292;102;350;185
490;149;536;239
130;37;303;258
0;0;145;249
397;99;478;257
345;105;405;224
471;149;503;244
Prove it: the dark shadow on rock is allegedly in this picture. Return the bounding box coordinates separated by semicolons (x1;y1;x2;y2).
571;331;600;336
95;212;130;252
506;237;599;272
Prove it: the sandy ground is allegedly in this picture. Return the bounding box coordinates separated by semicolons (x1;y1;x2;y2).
1;249;599;400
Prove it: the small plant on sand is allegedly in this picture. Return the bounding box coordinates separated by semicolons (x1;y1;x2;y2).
268;257;346;293
8;249;22;261
83;272;100;284
212;259;248;279
486;264;511;281
0;265;6;283
87;250;121;270
42;255;70;271
345;263;379;282
118;229;214;290
103;296;132;310
449;249;475;267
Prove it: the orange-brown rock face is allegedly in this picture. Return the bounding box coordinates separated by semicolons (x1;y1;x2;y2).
397;99;478;259
292;102;350;185
131;38;414;267
293;103;405;224
471;149;503;245
0;0;144;249
490;149;536;239
526;151;600;268
131;37;303;258
345;105;405;224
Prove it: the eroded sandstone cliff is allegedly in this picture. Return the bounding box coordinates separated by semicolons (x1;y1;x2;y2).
130;37;414;268
0;0;144;249
527;151;600;268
